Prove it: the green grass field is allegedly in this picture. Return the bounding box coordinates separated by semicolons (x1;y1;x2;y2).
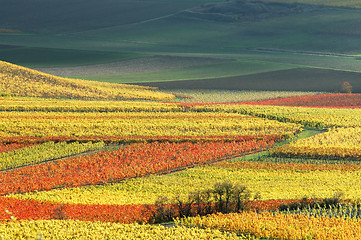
75;59;298;83
72;52;361;86
61;8;361;55
258;0;361;8
0;0;199;34
2;2;361;56
0;45;146;67
136;68;361;93
2;0;361;92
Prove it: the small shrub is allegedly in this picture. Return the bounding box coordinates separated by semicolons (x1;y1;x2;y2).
278;192;344;211
341;81;352;93
148;196;175;224
51;205;68;220
149;181;258;223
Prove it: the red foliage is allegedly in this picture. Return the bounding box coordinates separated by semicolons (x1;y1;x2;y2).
0;196;317;223
0;197;55;220
247;199;316;211
168;93;361;108
0;197;305;223
0;196;154;223
0;143;37;153
0;139;277;195
244;94;361;108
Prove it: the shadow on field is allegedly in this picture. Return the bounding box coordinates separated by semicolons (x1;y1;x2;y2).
136;68;361;93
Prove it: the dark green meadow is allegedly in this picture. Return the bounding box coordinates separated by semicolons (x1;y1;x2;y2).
135;68;361;92
0;0;199;34
1;0;361;92
0;45;146;68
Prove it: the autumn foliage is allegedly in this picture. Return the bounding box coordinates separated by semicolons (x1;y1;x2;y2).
0;71;360;239
271;127;361;159
0;195;311;223
0;139;276;195
0;60;174;100
0;196;154;223
244;93;361;108
0;143;36;153
178;211;361;240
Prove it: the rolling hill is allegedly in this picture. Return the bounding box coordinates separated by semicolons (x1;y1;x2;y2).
135;68;361;93
0;61;174;100
1;0;361;92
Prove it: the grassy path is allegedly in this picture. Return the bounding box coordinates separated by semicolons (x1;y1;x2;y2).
230;128;325;162
1;128;324;173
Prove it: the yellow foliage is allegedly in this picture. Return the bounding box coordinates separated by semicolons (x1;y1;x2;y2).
191;104;361;159
272;127;361;158
0;60;174;100
0;112;301;138
192;104;361;128
0;98;182;112
178;212;361;240
0;141;104;170
12;165;361;205
0;220;241;240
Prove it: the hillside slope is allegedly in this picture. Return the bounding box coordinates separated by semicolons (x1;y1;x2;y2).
0;0;198;34
0;61;174;100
